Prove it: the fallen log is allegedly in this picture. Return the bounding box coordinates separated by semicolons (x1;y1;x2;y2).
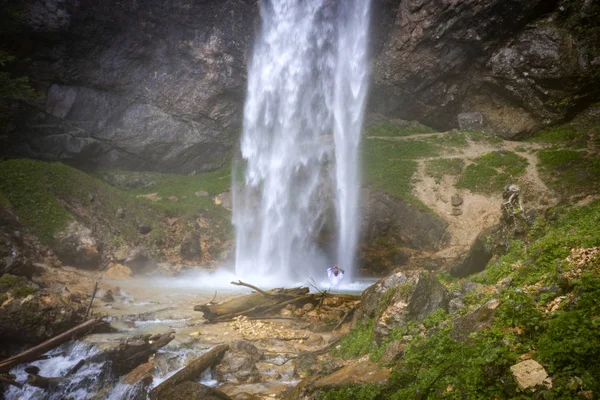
90;331;175;377
194;284;310;321
0;317;103;372
194;280;360;323
149;344;229;400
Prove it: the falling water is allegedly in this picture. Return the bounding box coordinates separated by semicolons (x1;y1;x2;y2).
234;0;371;284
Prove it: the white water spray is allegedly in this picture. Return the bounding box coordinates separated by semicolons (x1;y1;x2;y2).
234;0;371;284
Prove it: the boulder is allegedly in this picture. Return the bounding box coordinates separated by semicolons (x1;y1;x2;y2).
457;112;484;130
104;263;133;280
355;270;449;341
53;221;101;269
216;341;261;384
0;290;86;352
450;225;498;278
510;360;552;391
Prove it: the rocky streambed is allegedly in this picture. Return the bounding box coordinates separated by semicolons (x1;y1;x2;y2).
4;274;375;399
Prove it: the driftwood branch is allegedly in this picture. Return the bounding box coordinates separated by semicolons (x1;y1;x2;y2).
0;318;103;372
231;280;273;296
149;344;229;400
91;331;175;377
84;281;99;320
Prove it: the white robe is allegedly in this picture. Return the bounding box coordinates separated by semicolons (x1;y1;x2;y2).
327;268;344;287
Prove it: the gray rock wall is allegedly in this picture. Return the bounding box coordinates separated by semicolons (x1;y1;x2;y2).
2;0;598;169
3;0;257;173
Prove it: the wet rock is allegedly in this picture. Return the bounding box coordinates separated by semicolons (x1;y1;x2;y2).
216;351;260;383
457;112;484;130
157;381;232;400
510;360;552;391
53;221;100;269
0;290;86;352
104;263;133;280
232;340;263;363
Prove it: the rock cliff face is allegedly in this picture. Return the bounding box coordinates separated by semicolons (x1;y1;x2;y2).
370;0;600;137
3;0;257;173
1;0;598;169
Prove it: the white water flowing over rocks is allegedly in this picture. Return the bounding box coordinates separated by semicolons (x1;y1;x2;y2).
234;0;371;285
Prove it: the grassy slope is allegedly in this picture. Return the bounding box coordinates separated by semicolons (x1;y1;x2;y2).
530;122;600;197
0;159;233;255
325;200;600;399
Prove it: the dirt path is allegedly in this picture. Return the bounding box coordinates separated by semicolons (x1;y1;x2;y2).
367;133;558;260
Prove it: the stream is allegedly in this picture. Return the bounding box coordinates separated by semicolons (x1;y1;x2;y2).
6;272;374;399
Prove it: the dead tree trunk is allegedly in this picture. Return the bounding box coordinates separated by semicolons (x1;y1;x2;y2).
149;344;229;400
194;281;359;323
0;318;103;372
90;331;175;377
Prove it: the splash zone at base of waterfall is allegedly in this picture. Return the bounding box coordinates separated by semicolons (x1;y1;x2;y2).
233;0;371;285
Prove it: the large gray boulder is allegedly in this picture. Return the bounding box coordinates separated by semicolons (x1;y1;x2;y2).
355;270;449;341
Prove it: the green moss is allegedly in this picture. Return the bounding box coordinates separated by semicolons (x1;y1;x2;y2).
362;139;437;207
332;201;600;398
0;274;37;298
424;131;468;148
0;159;188;245
537;149;600;195
366;121;436;137
425;158;465;183
455;151;528;195
333;320;378;359
320;384;383;400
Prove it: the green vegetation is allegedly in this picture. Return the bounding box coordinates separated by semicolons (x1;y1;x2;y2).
0;274;38;298
537;148;600;195
325;200;600;399
362;139;438;207
366;121;436;137
105;166;232;218
0;159;233;246
456;151;528;194
424;158;465;183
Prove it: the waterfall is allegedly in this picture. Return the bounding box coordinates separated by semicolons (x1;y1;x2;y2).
233;0;371;284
